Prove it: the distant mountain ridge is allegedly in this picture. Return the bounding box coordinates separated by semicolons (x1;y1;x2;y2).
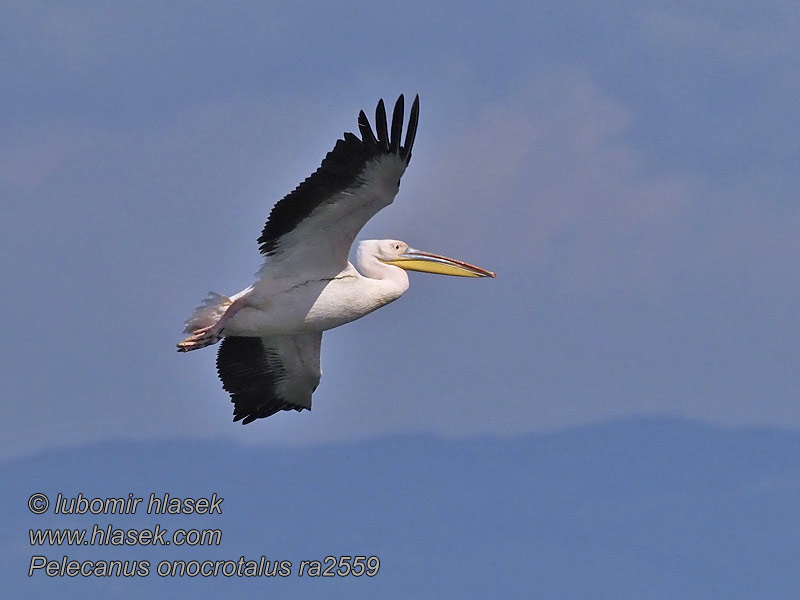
3;418;799;599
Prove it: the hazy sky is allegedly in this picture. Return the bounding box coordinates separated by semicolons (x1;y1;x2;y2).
3;1;799;459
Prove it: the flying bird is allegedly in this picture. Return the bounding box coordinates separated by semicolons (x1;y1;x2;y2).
178;94;495;424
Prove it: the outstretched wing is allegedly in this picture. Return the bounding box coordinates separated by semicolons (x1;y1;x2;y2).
216;333;323;424
257;94;420;278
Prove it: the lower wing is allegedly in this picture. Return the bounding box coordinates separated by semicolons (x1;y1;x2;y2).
216;333;323;424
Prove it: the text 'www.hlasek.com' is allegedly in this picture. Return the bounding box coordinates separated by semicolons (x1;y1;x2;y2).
26;492;380;579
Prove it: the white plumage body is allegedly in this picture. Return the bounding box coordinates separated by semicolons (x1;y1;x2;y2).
223;252;410;337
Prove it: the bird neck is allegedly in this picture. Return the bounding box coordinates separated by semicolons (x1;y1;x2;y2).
356;251;410;291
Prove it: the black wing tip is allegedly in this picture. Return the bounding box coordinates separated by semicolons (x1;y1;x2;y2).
364;93;419;159
403;94;420;161
358;110;377;150
389;95;404;153
375;98;389;150
233;403;308;425
231;394;311;425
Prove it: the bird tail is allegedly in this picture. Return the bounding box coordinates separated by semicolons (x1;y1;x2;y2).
183;292;232;334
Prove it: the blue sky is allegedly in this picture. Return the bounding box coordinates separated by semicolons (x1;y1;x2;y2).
2;1;799;459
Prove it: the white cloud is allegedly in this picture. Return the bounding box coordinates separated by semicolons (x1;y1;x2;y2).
387;72;697;297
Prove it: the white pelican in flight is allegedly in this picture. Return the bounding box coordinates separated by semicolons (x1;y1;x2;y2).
178;94;495;424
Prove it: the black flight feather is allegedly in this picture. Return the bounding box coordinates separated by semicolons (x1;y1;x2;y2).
389;94;404;153
403;95;420;161
375;99;389;151
358;110;378;150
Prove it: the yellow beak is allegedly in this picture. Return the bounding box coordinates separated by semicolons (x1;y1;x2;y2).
383;248;496;278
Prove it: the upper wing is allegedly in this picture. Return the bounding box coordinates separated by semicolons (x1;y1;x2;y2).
256;94;420;278
216;333;323;424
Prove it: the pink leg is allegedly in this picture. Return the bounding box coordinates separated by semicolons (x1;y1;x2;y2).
177;296;248;352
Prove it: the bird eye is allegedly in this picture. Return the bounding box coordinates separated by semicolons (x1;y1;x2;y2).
394;243;401;250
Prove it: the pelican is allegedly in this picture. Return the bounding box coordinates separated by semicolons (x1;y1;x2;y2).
178;94;495;424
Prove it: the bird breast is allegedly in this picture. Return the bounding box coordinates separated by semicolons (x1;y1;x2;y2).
222;273;405;337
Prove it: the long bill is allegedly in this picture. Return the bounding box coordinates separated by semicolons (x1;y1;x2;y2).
383;248;496;278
